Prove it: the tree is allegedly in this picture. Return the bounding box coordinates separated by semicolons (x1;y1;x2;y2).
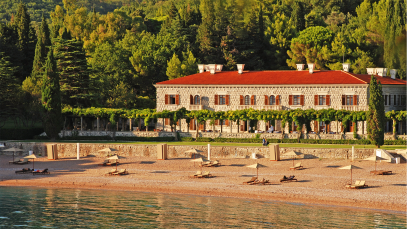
166;53;182;80
0;52;18;127
41;49;62;140
290;0;305;33
367;75;385;148
54;35;91;107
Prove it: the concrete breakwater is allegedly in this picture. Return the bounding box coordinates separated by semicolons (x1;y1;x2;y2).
2;142;374;160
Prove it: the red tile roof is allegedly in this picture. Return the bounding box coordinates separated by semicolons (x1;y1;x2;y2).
156;70;406;85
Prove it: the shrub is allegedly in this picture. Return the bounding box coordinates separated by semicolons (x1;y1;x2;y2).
180;137;194;142
196;137;213;142
0;128;44;140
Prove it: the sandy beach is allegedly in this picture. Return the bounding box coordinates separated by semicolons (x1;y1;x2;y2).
1;155;406;212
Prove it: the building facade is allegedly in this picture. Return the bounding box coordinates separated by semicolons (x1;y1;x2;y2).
154;65;406;134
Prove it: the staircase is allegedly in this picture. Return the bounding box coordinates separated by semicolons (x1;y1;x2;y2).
389;153;406;163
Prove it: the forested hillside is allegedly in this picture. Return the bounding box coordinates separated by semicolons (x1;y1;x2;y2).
0;0;405;129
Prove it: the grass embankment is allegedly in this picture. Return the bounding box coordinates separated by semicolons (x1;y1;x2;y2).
6;140;405;150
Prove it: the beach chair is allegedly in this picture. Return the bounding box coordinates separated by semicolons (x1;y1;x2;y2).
354;180;368;189
190;171;202;178
209;160;221;167
197;171;212;178
370;170;392;175
280;175;298;182
98;159;110;166
9;159;21;164
201;161;211;167
15;168;33;174
243;177;257;185
16;158;29;164
32;168;50;175
253;178;272;185
345;180;360;188
106;159;119;166
105;169;117;175
112;169;128;175
290;162;303;170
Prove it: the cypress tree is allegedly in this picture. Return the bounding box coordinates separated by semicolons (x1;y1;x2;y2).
290;0;305;33
367;75;385;148
54;33;91;107
41;49;62;140
240;7;264;70
0;52;18;126
39;15;51;53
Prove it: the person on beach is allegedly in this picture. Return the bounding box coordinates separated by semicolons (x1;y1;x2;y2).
262;137;268;146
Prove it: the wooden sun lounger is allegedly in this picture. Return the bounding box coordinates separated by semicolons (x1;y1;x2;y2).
201;161;211;167
9;159;21;164
290;162;303;170
105;169;117;175
15;168;33;174
370;170;392;175
346;180;368;189
243;177;257;185
112;169;128;175
16;158;29;165
190;171;202;178
106;160;119;166
197;171;212;178
32;169;50;175
252;178;272;185
209;160;221;167
98;159;110;166
280;175;298;182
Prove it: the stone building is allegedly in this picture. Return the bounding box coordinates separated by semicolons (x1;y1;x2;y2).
154;64;406;134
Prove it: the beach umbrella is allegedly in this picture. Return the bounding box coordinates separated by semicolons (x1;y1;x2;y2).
185;148;204;165
98;147;118;156
191;157;209;171
3;147;25;162
107;155;124;170
24;154;37;170
246;163;267;178
283;151;302;166
339;165;362;185
364;155;387;172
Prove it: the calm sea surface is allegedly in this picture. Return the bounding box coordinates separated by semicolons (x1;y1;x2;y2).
0;187;405;228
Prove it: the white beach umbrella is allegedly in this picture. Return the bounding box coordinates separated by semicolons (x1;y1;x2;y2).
283;151;302;166
191;157;209;171
246;163;267;178
364;155;387;172
98;147;118;156
339;165;362;184
24;154;37;170
3;147;24;162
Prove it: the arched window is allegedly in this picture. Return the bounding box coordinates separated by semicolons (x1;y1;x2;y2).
269;95;276;105
194;95;200;105
244;95;250;105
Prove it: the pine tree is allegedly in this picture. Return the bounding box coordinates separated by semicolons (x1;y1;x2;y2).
240;7;264;70
290;0;305;33
41;49;62;140
54;34;91;107
166;53;182;80
168;2;179;20
39;15;51;53
367;75;385;148
0;52;18;126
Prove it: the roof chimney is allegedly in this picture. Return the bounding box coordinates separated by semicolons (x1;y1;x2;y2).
342;63;351;72
307;63;315;74
207;64;217;74
376;68;387;77
216;64;223;72
296;64;305;71
237;64;245;74
390;69;397;79
198;64;205;73
204;65;210;72
366;68;376;75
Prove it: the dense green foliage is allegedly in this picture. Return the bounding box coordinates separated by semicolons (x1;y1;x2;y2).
367;75;386;147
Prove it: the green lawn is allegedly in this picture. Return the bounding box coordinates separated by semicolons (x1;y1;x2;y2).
8;139;406;150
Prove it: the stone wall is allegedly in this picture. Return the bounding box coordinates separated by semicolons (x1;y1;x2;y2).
0;142;378;160
58;130;407;140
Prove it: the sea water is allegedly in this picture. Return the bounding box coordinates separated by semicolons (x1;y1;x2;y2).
0;187;405;228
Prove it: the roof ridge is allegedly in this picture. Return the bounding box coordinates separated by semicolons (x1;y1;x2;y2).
342;71;368;84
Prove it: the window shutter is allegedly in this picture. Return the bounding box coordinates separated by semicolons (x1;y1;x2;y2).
276;95;280;105
240;95;244;105
353;95;357;105
175;95;179;105
165;94;169;105
251;95;255;105
300;95;304;105
199;123;204;130
226;95;230;105
165;118;169;125
289;95;293;105
265;95;269;105
190;95;193;105
389;95;392;105
177;120;179;126
215;120;219;125
327;123;330;133
314;95;318;105
384;95;387;105
215;95;218;105
342;95;345;105
189;119;193;130
225;120;229;126
314;120;318;132
326;95;330;106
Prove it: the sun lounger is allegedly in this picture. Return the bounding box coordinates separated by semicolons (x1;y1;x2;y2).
106;159;119;166
290;162;303;170
16;158;29;165
15;168;33;174
209;160;221;167
190;171;202;178
252;178;272;185
243;177;258;185
280;175;298;182
112;169;128;175
201;161;211;167
345;180;360;188
197;171;212;178
32;168;50;175
105;169;117;175
9;159;21;164
346;180;368;189
98;159;110;166
370;170;392;175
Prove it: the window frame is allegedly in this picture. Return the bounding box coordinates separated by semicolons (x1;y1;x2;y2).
244;95;250;105
269;95;276;105
219;95;226;105
293;95;301;105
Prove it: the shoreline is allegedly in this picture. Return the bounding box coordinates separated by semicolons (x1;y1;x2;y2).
0;181;407;214
1;156;405;213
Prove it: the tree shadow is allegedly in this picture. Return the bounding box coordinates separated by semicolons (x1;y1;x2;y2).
391;184;407;186
150;171;170;173
229;164;246;167
240;175;256;177
326;165;341;168
297;180;312;182
140;161;156;164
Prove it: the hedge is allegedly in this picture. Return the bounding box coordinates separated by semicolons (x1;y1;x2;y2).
0;128;44;140
57;136;175;141
182;137;405;145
